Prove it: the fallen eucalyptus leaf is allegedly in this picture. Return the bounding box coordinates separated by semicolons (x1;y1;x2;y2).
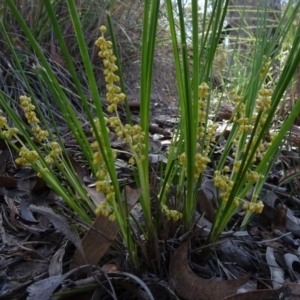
196;188;215;223
284;253;300;274
222;283;300;300
70;186;140;270
48;244;66;276
217;239;256;273
27;266;88;300
286;208;300;237
266;247;284;289
0;175;17;188
29;205;84;258
169;236;249;300
20;198;37;223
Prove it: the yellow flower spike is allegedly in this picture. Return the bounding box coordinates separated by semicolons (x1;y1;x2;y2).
106;192;115;202
233;160;241;173
132;144;139;152
109;214;116;222
28;151;39;162
35;130;49;141
100;25;107;33
129;157;135;165
103;210;110;217
233;198;240;206
95;181;103;193
32;126;41;133
170;210;182;221
19;95;31;105
15;157;27;166
109;55;117;62
95;36;105;46
242;202;249;210
99;202;107;209
0;116;7;129
198;82;210;99
27;104;35;111
223;166;230;173
132;135;140;143
233;95;242;103
3;128;19;139
107;104;117;113
112;75;119;82
116;130;123;137
228;180;234;187
119;93;125;101
106;41;112;48
133;125;141;133
93;152;103;166
50;142;59;149
45;156;54;164
179;153;186;165
248;203;255;212
220;193;229;203
91;141;99;149
255;201;264;213
97;169;107;179
95;207;102;215
110;64;118;73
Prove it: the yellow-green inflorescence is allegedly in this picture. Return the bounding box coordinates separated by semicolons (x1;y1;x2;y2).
20;95;49;140
91;117;117;220
213;87;275;214
93;25;150;220
0;96;62;172
179;83;215;180
0;110;19;139
260;56;271;80
161;204;182;221
17;96;62;167
95;26;125;113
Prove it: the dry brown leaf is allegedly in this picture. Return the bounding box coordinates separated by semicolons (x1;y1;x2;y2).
102;263;121;273
271;203;287;233
169;238;249;300
16;177;46;192
260;231;283;248
196;188;215;222
217;103;234;120
278;165;300;184
222;283;300;300
70;214;119;270
0;176;17;188
70;186;141;270
4;195;20;229
0;138;7;150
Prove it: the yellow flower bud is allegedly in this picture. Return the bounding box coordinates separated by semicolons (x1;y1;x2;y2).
99;25;107;33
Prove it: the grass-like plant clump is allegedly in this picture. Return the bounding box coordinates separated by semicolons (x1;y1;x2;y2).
1;0;300;275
